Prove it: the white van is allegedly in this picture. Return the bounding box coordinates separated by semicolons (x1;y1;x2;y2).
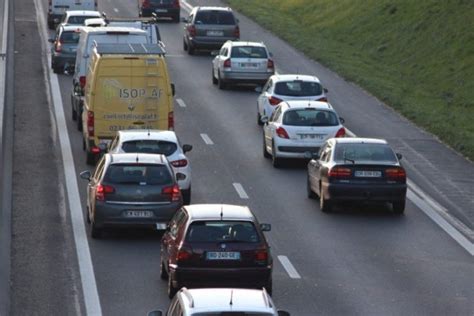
106;19;164;48
70;27;149;128
48;0;98;29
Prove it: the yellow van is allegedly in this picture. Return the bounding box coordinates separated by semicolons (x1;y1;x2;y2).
82;43;174;164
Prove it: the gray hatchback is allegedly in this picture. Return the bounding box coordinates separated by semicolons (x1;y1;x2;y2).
182;6;239;55
49;25;82;74
80;153;183;238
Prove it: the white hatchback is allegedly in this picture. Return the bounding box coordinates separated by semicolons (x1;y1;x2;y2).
257;74;328;125
262;101;345;167
107;130;193;204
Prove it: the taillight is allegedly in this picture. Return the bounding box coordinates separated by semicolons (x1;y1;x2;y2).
328;167;352;178
142;0;150;8
87;111;94;136
177;247;192;262
276;127;289;139
168;111;174;131
318;96;328;102
55;41;62;53
172;0;180;8
96;183;115;201
79;76;86;89
223;59;231;69
268;96;282;106
267;59;274;70
91;146;101;154
335;127;346;138
171;159;188;167
255;249;268;262
385;167;406;182
187;25;196;37
162;184;181;202
233;26;240;38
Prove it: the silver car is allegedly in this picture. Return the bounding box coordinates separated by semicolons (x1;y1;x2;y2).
212;41;275;89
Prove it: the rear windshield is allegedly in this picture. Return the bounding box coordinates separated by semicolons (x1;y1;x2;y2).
231;46;267;58
195;10;236;25
150;0;174;4
334;143;398;162
283;109;339;126
194;313;274;316
121;140;177;156
275;80;323;96
186;221;259;243
67;16;100;25
103;164;172;185
60;31;81;43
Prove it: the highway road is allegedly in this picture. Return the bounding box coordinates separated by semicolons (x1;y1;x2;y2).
5;0;474;315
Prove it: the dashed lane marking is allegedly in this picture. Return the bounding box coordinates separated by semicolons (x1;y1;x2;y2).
176;98;186;108
233;183;249;199
278;255;301;279
200;133;214;145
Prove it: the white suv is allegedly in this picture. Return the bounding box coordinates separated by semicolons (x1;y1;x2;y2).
107;130;192;204
262;101;345;168
148;288;290;316
257;74;328;125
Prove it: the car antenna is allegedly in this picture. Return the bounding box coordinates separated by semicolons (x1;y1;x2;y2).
136;154;139;163
147;129;150;136
229;289;233;306
220;206;223;220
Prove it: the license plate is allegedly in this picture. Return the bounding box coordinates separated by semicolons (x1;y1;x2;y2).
155;9;167;13
355;170;381;177
300;134;325;140
206;252;240;260
124;210;153;218
240;62;258;69
207;30;224;36
155;223;167;230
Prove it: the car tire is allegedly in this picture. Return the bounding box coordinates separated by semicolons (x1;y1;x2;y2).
263;135;271;159
90;221;102;239
271;142;281;168
53;65;61;74
187;44;195;55
182;187;191;205
183;39;188;51
218;73;226;90
320;187;332;213
212;69;218;85
71;102;77;121
77;114;82;131
160;259;168;280
86;207;91;224
264;278;273;296
392;200;405;214
168;273;178;299
48;21;55;30
307;175;316;199
257;112;263;126
86;150;96;165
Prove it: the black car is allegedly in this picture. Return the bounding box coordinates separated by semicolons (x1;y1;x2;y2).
160;204;273;298
307;138;407;213
80;153;183;238
139;0;180;22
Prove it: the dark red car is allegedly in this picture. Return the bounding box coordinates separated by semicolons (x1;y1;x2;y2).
139;0;180;22
160;204;273;298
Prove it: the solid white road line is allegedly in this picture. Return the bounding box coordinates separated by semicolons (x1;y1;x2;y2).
278;255;301;279
232;183;249;199
113;8;119;13
180;0;193;12
200;133;214;145
176;98;186;108
33;0;103;315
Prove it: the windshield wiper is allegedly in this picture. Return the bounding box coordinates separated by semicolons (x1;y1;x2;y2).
344;156;355;164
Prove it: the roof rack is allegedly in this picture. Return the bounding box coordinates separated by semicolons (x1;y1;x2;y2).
93;42;166;55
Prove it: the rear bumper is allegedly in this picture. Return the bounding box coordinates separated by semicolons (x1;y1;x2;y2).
188;37;239;50
323;182;407;202
220;71;273;84
141;7;180;18
51;54;76;69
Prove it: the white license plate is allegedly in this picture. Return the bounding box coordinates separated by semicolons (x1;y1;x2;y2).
300;134;325;140
207;30;224;36
124;210;153;218
240;62;258;69
155;223;167;230
155;9;167;13
206;251;241;260
355;170;381;177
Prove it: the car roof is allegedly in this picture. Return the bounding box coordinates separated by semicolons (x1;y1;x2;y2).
282;100;333;110
66;10;102;17
333;137;388;145
272;74;321;83
81;26;147;35
180;288;274;312
106;153;168;165
195;6;233;12
184;204;255;221
60;25;84;32
117;130;178;143
228;41;266;48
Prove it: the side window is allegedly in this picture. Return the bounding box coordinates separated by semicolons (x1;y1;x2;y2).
169;208;186;238
219;46;226;56
93;158;105;180
269;106;280;122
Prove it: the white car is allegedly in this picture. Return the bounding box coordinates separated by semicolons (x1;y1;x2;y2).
59;10;102;26
107;130;192;204
257;74;328;125
262;101;345;168
212;40;274;89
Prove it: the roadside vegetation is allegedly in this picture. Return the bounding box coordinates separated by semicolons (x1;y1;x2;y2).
226;0;474;160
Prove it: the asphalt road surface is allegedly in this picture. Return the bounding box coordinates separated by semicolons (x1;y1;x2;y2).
7;0;474;315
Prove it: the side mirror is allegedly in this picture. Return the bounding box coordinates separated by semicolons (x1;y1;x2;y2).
210;50;219;56
339;117;345;124
176;173;186;181
79;170;91;181
254;86;263;93
260;223;271;232
323;88;329;93
180;17;187;23
171;83;175;96
182;144;193;153
147;311;163;316
260;115;269;124
396;153;403;160
48;38;55;43
277;311;290;316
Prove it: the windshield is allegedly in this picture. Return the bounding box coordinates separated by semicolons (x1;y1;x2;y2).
334;143;398;162
283;109;339;126
231;46;267;58
60;31;81;43
121;140;177;156
67;16;100;25
103;164;172;185
275;80;322;97
186;221;260;243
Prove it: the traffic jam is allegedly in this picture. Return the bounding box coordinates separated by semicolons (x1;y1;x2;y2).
46;0;414;315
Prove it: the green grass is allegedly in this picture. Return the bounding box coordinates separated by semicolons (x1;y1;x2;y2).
226;0;474;160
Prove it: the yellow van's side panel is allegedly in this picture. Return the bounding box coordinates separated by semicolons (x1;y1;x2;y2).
83;53;173;150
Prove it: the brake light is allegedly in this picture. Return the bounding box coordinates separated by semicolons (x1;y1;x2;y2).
79;76;86;89
172;0;180;8
318;96;328;102
255;249;268;262
55;41;62;53
276;127;289;139
268;96;282;106
328;167;352;178
233;26;240;38
142;0;150;9
96;183;115;201
223;59;231;68
187;25;196;37
385;167;406;182
171;159;188;167
335;127;346;138
168;111;174;131
91;146;101;154
162;184;181;202
87;111;94;136
177;248;192;262
267;59;274;70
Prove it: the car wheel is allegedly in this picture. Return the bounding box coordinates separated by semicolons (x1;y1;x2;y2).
48;21;55;30
264;278;273;296
187;44;195;55
53;65;61;74
71;103;77;121
320;187;332;213
271;142;281;168
86;207;91;224
90;220;102;239
212;69;218;85
263;135;271;159
160;259;168;280
77;114;82;131
257;112;263;126
167;273;178;298
392;200;405;214
86;150;96;165
218;73;226;90
307;175;316;199
183;39;188;51
182;187;191;205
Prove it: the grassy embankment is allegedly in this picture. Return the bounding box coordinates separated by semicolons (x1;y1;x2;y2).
227;0;474;160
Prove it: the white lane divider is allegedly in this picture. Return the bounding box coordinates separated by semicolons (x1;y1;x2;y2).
176;98;186;108
233;183;249;199
200;133;214;145
278;255;301;279
180;0;193;12
113;7;119;13
33;0;103;314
